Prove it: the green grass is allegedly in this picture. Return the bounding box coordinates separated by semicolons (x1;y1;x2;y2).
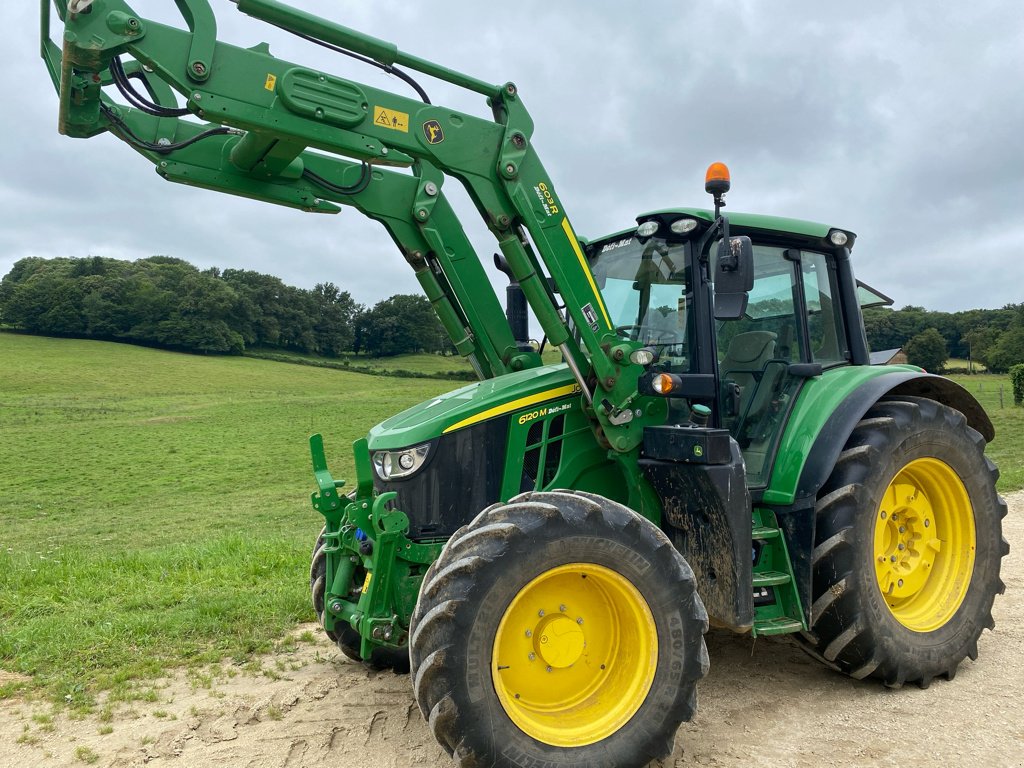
245;346;565;377
245;348;476;379
0;333;451;705
945;357;986;372
946;374;1024;492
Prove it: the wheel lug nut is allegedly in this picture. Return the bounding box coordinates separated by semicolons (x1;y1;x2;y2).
924;519;930;528
898;544;905;551
576;617;584;625
538;609;545;617
890;555;898;562
546;666;553;673
880;511;887;519
897;579;904;587
525;629;532;638
559;604;567;613
528;652;536;661
898;526;906;533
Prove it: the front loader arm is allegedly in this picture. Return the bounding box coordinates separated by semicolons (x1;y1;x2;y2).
44;2;531;379
44;0;656;450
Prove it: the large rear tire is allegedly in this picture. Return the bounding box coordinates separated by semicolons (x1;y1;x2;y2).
408;490;708;768
310;528;409;672
799;397;1008;687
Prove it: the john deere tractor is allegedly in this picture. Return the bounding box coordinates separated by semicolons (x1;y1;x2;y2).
43;1;1008;766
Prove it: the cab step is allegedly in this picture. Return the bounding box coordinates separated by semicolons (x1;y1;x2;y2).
752;616;804;636
751;525;780;540
750;508;805;638
752;570;791;587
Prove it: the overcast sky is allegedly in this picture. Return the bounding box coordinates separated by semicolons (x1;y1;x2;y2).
5;1;1023;313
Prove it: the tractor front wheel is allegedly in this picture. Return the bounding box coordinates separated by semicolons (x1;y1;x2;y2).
408;490;708;768
800;397;1008;687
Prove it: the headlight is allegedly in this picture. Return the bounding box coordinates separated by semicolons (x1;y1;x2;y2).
670;217;698;234
636;220;659;237
829;230;849;246
372;443;431;480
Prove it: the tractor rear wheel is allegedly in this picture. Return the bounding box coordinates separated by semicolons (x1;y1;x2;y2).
408;490;708;768
310;528;409;672
799;397;1008;687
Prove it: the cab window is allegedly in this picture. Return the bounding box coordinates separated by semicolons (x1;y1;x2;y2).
713;244;846;485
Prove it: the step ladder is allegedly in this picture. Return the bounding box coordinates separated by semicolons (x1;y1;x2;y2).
751;509;805;637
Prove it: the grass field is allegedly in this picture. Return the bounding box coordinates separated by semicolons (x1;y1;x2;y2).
947;373;1024;491
245;346;565;377
0;335;1020;709
946;357;987;372
0;333;451;706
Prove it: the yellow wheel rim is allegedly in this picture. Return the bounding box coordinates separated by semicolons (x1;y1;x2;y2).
491;563;657;747
873;457;976;632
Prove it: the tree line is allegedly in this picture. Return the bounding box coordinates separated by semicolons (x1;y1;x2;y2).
864;304;1024;373
0;256;451;358
4;256;1022;373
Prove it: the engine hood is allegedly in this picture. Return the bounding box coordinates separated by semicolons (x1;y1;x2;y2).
368;364;579;449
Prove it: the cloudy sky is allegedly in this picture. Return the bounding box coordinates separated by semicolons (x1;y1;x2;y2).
5;1;1023;313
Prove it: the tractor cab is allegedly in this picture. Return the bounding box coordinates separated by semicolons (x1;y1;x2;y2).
586;204;859;486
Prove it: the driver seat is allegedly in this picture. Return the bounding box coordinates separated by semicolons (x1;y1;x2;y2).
720;331;777;417
722;332;776;385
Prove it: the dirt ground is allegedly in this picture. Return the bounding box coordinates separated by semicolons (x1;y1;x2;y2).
2;493;1022;768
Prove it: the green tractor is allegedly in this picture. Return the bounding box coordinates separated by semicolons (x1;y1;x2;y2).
43;1;1007;765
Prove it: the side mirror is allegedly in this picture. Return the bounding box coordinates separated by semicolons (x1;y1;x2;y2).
714;236;753;320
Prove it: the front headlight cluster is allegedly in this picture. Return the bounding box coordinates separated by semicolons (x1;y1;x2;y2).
636;217;699;238
372;443;431;481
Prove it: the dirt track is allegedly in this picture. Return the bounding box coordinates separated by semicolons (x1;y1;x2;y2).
2;493;1022;768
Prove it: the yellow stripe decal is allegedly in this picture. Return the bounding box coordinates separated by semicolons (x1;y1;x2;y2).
443;383;581;434
561;217;612;328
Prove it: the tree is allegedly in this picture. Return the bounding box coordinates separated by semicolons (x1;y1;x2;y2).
904;327;948;372
987;327;1024;373
963;327;1000;367
311;282;360;357
356;294;449;357
1011;364;1024;407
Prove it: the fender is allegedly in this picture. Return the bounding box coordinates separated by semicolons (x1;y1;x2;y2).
793;372;992;506
764;370;993;627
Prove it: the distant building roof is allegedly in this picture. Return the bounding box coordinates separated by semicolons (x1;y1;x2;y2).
870;348;906;366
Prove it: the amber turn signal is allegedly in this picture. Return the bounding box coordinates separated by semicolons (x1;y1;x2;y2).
652;373;675;395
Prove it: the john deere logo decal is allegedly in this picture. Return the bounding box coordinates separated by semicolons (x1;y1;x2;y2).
423;120;445;144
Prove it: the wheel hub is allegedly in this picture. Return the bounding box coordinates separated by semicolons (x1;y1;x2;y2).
874;482;939;599
535;614;585;669
491;563;657;747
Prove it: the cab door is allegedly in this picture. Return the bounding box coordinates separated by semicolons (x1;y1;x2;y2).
714;245;848;486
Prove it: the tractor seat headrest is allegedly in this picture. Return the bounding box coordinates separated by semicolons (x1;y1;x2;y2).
724;331;777;364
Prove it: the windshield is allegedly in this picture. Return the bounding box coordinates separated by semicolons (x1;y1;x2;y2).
589;236;692;353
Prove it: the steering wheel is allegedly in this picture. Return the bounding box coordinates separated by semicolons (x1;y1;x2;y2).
615;325;677;346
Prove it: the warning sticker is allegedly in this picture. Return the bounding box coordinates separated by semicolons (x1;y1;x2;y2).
264;74;277;92
362;571;373;593
373;106;409;133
